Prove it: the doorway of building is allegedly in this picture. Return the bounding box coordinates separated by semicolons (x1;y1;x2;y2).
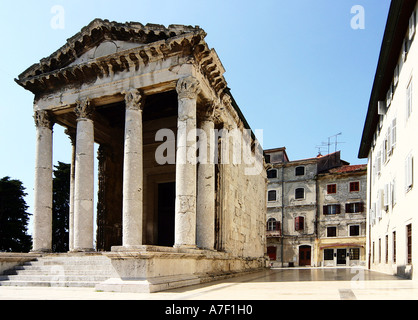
267;246;277;261
157;182;176;247
299;245;311;266
337;249;347;265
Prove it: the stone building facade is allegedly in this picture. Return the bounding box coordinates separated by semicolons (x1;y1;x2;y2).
359;1;418;280
316;164;367;267
265;148;367;267
16;19;267;292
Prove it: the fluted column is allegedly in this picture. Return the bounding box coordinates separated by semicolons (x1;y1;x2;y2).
122;89;145;247
73;99;95;252
174;76;201;248
64;128;76;252
32;110;54;252
197;102;216;250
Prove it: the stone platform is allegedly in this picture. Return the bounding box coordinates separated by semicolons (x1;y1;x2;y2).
0;248;266;293
96;245;266;293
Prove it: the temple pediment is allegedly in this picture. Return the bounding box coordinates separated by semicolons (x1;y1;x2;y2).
15;19;229;97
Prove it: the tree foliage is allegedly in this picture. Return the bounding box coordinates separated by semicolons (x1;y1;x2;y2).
0;177;32;252
52;162;70;252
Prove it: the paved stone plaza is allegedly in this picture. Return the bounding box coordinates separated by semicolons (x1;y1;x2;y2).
0;268;417;300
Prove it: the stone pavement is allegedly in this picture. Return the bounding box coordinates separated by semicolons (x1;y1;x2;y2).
0;267;417;300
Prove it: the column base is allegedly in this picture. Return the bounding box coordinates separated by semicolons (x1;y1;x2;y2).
69;248;95;253
30;249;52;254
174;244;197;249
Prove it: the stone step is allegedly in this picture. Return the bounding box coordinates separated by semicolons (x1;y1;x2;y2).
0;274;110;282
0;254;116;288
0;280;99;288
4;268;114;276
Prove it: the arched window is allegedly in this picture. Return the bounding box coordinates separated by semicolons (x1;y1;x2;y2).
267;218;281;231
295;188;305;199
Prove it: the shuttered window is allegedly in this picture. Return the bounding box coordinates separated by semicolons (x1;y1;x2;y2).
405;153;414;191
327;184;337;194
407;224;412;264
323;204;341;215
345;202;364;213
295;216;304;231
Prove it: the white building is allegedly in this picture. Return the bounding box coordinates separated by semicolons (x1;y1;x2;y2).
359;1;418;279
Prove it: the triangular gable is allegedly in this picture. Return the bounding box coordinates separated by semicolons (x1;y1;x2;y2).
17;18;202;81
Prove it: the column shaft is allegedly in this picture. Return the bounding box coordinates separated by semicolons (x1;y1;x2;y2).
32;110;53;252
174;76;201;248
73;99;95;252
122;89;144;247
197;112;216;250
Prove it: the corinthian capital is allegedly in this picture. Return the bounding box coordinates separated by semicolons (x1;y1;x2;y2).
176;76;201;100
123;88;145;111
75;98;94;120
34;110;53;129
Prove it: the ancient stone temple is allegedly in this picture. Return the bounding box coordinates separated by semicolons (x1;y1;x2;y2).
15;19;267;292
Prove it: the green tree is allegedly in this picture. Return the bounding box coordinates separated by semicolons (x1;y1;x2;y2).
0;177;32;252
52;162;70;252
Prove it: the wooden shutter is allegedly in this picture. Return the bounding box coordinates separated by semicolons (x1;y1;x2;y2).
336;204;341;214
323;205;328;215
345;203;351;213
295;216;304;231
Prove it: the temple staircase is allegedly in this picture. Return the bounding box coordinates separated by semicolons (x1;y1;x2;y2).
0;253;117;288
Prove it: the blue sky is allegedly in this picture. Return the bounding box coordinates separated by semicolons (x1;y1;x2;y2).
0;0;390;220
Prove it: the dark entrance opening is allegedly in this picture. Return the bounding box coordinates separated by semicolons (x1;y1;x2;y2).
337;249;347;265
299;245;311;266
157;182;176;247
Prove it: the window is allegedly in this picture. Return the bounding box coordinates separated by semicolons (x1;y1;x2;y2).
385;234;389;264
405;153;414;192
349;248;360;260
407;224;412;264
349;225;360;236
295;188;305;199
379;238;382;263
267;218;280;232
268;190;277;202
372;242;375;264
265;155;271;163
407;78;413;120
323;204;341;215
295;166;305;176
345;202;364;213
295;216;304;231
393;231;397;263
349;181;360;192
324;249;334;261
327;227;337;237
327;184;337;194
267;169;278;179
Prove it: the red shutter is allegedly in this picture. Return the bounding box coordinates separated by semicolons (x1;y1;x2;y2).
295;217;304;231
